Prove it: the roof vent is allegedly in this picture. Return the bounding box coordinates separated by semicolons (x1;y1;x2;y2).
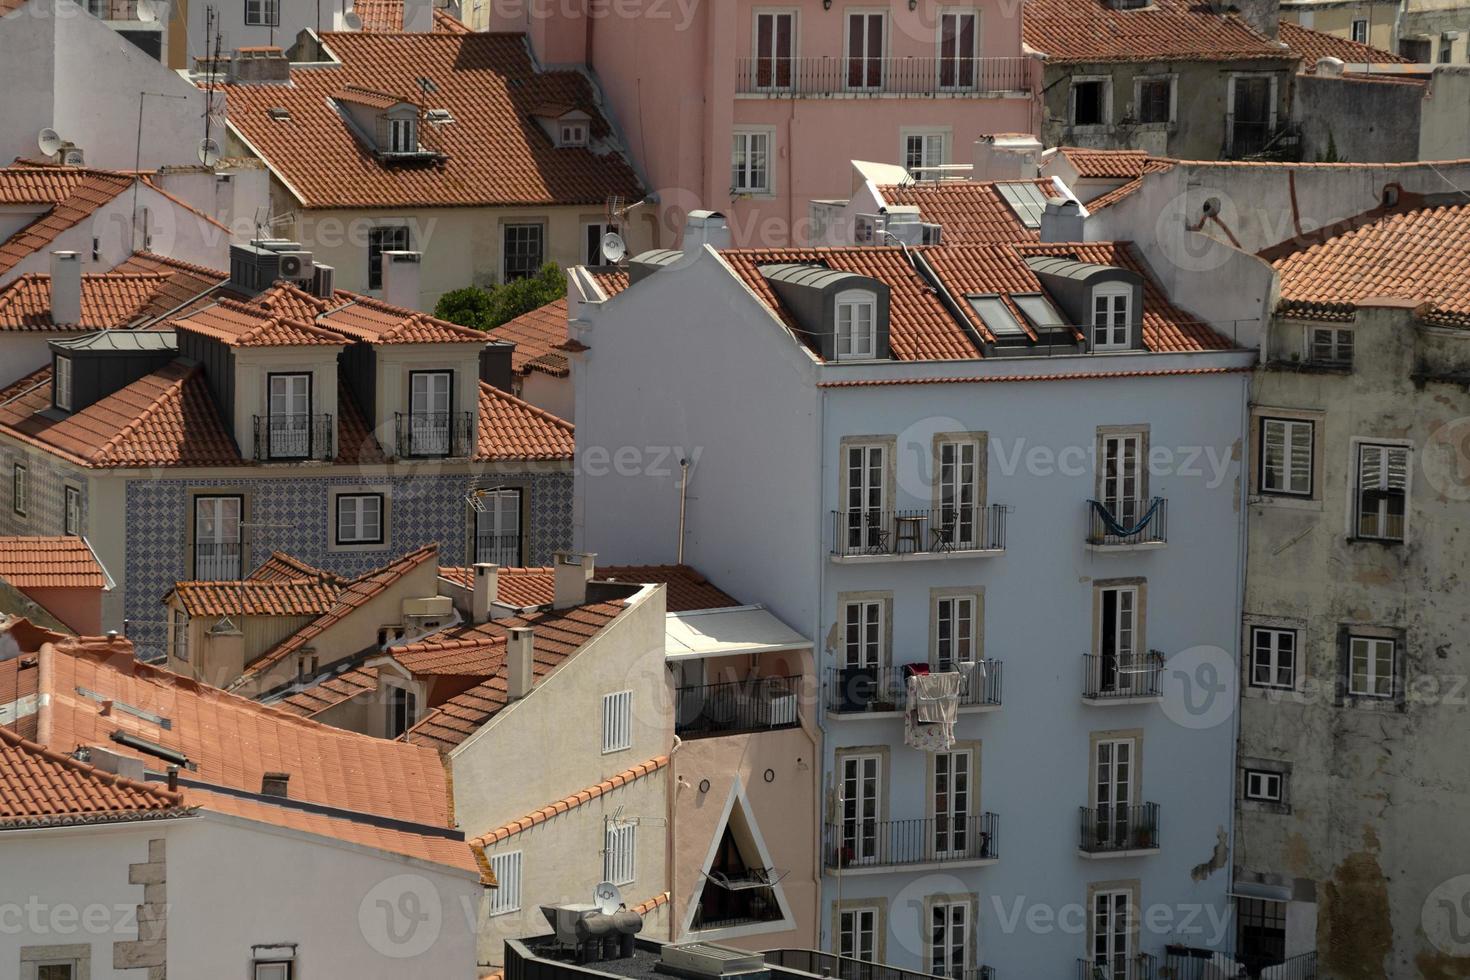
658;943;769;980
268;107;292;122
261;772;290;797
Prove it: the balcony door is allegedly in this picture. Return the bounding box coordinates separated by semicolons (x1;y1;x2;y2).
754;11;795;90
934;595;974;672
846;12;885;90
1094;738;1134;850
1229;74;1274;157
268;373;311;459
932;748;971;859
1098;585;1138;693
929;900;969;978
194;495;242;580
840;754;881;865
937;439;979;549
1092;889;1133;980
409;371;452;456
474;488;522;566
845;444;886;552
1100;433;1142;527
938;11;977;90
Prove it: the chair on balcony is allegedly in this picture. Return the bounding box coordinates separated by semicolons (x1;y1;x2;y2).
861;518;890;555
930;516;959;552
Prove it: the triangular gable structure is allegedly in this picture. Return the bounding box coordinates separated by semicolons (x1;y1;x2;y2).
682;775;794;939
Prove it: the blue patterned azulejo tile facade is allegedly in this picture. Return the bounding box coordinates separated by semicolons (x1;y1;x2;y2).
123;470;572;659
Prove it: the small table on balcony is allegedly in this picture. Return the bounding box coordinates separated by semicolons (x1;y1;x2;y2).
894;515;926;554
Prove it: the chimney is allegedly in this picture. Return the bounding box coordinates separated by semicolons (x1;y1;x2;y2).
553;551;596;609
1315;57;1345;77
972;133;1043;182
50;251;81;326
682;210;731;254
1040;198;1086;243
228;46;291;84
402;0;434;32
1232;0;1280;40
381;250;422;309
261;772;290;797
473;562;499;623
506;627;534;700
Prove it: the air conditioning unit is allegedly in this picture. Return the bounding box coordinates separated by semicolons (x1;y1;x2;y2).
276;251;314;279
920;222;943;245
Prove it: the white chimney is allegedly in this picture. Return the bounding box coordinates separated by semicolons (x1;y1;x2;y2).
553;551;596;609
472;562;498;624
1315;57;1345;77
506;627;534;700
50;251;82;326
682;210;731;254
1040;198;1086;243
381;250;422;309
402;0;433;31
972;133;1043;182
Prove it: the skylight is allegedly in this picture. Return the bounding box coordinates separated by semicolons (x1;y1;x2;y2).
967;295;1027;337
997;182;1050;229
1011;292;1069;332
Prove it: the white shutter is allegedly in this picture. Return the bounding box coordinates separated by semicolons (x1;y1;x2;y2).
602;690;632;753
487;851;522;915
604;823;636;885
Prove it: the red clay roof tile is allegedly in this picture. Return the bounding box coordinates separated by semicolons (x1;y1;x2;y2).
0;726;186;829
875;179;1054;244
0;538;106;589
1280;21;1407;70
489;298;571;376
0;273;170;330
470;755;669;848
439;564;739;612
169;579;342;618
477;382;574;460
1023;0;1292;63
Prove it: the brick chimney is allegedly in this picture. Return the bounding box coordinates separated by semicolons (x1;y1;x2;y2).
228;46;291;84
473;562;499;623
50;251;81;326
552;552;596;609
381;250;422;309
506;627;534;700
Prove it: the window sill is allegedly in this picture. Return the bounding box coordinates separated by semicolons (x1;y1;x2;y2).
1077;846;1160;860
1346;535;1406;547
1248;494;1322;512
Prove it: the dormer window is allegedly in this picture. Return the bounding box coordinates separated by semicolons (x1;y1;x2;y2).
836;290;877;359
1091;283;1132;350
54;355;73;411
558;122;588;147
388;117;417;154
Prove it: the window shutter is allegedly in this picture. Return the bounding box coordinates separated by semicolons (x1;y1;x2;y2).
602;690;632;752
488;851;522;914
604;823;636;885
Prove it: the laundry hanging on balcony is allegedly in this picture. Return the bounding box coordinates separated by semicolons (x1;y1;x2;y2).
1089;497;1161;538
904;670;962;751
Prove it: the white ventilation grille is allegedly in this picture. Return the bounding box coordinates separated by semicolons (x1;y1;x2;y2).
604;822;636;886
602;690;632;753
488;851;522;915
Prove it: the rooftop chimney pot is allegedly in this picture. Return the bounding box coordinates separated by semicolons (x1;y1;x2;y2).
553;551;596;609
472;563;499;624
49;251;81;326
972;133;1042;182
381;250;423;310
1040;197;1086;243
506;627;534;700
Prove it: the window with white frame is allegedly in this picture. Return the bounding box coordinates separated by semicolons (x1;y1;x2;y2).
935;595;974;671
835;290;877;359
244;0;279;25
602;690;633;752
844;443;887;552
1351;18;1368;43
843;599;884;669
388;685;416;738
604;821;636;885
731;130;771;194
846;12;886;89
903;131;947;175
1134;75;1174;125
64;485;81;536
929;900;969;978
253;961;293;980
54;355;73;411
12;464;26;517
1259;417;1314;496
387;117;417;153
1091;889;1133;975
1306;326;1354;366
1348;635;1396;698
932;750;972;858
937;11;978;90
1243;768;1283;803
1090;284;1131;349
487;851;522;915
336;493;384;545
754;11;796;90
839;907;878;961
1354;443;1409;541
1071;77;1110;127
559;121;588;147
171;608;189;663
1249;627;1296;690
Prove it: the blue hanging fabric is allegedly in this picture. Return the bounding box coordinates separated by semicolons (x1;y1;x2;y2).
1089;497;1160;537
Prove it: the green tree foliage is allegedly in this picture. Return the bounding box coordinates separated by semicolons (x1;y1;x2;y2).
432;263;566;330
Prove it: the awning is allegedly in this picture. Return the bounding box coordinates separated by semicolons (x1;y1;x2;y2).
1230;881;1293;902
665;605;811;661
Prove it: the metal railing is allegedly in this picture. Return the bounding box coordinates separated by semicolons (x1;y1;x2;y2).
827;661;1001;714
674;675;801;738
1164;948;1316;980
77;0;148;19
474;533;522;567
1086;498;1167;546
252;413;333;462
1075;954;1156;980
394;410;473;458
1082;651;1164;700
825;813;998;869
831;504;1006;558
1079;802;1160;853
736;56;1030;96
194;542;242;581
764;950;994;980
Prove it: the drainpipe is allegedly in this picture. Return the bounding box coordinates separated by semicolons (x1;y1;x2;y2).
811;380;830;949
1224;370;1251;950
666;734;684;940
677;458;690;564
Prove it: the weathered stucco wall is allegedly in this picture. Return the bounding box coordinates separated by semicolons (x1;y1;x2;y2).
1291;75;1423;162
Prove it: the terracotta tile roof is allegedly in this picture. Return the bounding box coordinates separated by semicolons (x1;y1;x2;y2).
169;579;342;618
354;0;473;33
0;537;107;589
0;644;43;741
439;564;740;612
0;168;134;277
249;551;349;586
874;179;1053;244
814;365;1253;387
0;361;243;469
402;600;627;751
0;166;96;205
489;298;571;377
586;268;630;297
0;273;170;330
1023;0;1290;63
1084;159;1177;210
318;294;486;344
108;252;231;319
477;382;574;459
233;545;441;685
171;297;350;348
1280;21;1407;70
35;636;476;873
274;665;379;717
332;84;415;110
0;726;187;829
336;382;391;465
632;892;670;916
221;33;642;209
722;246;982;360
1058;147;1153;180
1270;203;1470;327
470;755;668;847
924;242;1236;352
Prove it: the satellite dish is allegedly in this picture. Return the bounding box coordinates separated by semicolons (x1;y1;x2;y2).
342;9;362;29
37;128;63;158
198;137;221;167
600;231;626;265
593;881;623;914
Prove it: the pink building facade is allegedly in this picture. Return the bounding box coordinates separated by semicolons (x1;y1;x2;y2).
488;0;1038;245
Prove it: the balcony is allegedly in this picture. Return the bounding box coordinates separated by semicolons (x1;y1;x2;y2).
252;414;334;462
1164;947;1317;980
736;56;1031;98
1081;652;1164;704
1078;803;1160;857
824;813;998;872
75;0;149;19
1086;498;1167;550
826;662;1001;716
764;950;995;980
475;533;523;567
830;505;1006;561
1076;954;1157;980
394;410;473;459
194;542;242;581
674;675;801;739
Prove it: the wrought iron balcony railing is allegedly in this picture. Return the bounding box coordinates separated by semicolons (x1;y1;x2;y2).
763;949;994;980
1076;953;1156;980
1086;497;1167;546
1079;802;1160;854
394;410;473;458
474;533;522;567
831;504;1006;558
674;675;801;738
736;56;1031;97
1082;651;1164;700
194;541;242;581
827;662;1001;714
252;413;333;462
825;813;998;869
